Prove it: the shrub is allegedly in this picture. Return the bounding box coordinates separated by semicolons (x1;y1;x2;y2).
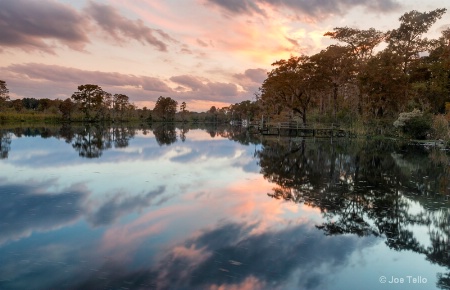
394;109;431;139
403;115;431;139
432;114;449;141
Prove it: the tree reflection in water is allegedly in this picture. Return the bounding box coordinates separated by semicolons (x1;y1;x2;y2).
0;123;262;160
0;130;12;159
71;125;136;158
256;138;450;288
153;123;177;146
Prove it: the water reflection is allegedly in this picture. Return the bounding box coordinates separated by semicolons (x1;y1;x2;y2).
153;123;177;146
0;123;261;160
257;138;450;288
1;127;449;289
0;130;11;158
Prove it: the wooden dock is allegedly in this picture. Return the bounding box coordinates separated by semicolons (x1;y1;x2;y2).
258;122;352;137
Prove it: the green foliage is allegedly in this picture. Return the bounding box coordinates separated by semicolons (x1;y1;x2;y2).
404;114;432;139
71;84;109;121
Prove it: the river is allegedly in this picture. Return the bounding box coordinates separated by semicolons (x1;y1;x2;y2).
0;124;449;289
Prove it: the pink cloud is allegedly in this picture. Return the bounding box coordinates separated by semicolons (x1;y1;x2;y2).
85;1;174;51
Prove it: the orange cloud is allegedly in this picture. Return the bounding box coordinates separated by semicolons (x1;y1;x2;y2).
208;276;267;290
100;205;190;259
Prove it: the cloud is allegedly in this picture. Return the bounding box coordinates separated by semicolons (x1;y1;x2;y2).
207;82;238;96
0;181;88;245
5;63;173;94
171;74;238;97
233;68;267;93
0;0;90;53
87;186;166;226
66;221;376;289
206;0;266;16
170;75;206;91
85;1;172;51
205;0;401;18
196;38;209;47
3;63;257;110
261;0;401;16
0;0;175;54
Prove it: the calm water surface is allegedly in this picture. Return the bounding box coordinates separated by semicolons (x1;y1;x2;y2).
0;124;449;290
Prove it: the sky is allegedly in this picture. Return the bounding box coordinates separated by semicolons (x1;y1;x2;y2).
1;0;449;112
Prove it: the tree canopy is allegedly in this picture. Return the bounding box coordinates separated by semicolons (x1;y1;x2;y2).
153;96;178;121
259;8;450;124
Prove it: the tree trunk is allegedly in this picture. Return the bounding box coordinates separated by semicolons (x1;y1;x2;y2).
333;84;338;121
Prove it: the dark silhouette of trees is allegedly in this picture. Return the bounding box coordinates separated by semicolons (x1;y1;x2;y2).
256;138;450;289
180;101;187;122
260;56;316;124
71;84;109;121
0;80;9;111
153;123;177;145
59;98;75;121
113;93;130;121
153;96;178;121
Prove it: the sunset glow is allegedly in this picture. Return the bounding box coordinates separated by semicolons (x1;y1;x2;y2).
1;0;449;111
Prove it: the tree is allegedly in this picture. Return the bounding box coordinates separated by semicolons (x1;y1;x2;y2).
260;56;316;124
11;99;23;112
414;28;450;114
38;98;52;111
180;101;187;122
71;84;109;121
113;93;130;121
383;9;447;113
359;50;407;117
386;9;446;74
324;27;384;114
22;98;39;110
0;80;10;110
153;96;178;121
309;45;357;120
325;27;385;61
59;98;75;121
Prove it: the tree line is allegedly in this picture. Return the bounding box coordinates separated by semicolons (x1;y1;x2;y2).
0;80;258;124
258;8;450;139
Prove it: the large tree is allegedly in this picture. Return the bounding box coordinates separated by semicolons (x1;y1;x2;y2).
112;93;130;121
386;8;447;74
324;27;385;62
411;28;450;113
71;84;109;121
153;96;178;121
59;98;75;121
0;80;10;111
180;101;187;122
324;27;384;114
359;50;408;117
260;55;317;124
309;45;357;120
